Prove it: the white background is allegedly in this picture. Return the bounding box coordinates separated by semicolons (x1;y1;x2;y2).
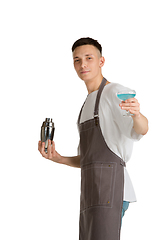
0;0;160;239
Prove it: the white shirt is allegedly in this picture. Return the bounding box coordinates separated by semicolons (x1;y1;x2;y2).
78;82;143;202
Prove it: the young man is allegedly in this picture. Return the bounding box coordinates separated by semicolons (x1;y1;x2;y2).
38;37;148;240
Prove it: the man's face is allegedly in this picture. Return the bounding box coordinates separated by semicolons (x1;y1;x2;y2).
73;45;105;82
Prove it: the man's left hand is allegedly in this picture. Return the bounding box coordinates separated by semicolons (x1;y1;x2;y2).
119;98;140;118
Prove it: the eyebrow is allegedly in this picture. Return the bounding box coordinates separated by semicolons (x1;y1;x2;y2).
73;54;94;59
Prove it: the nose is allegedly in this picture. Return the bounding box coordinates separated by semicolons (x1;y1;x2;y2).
81;59;87;69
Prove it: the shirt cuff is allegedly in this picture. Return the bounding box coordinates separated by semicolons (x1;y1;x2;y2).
131;127;144;141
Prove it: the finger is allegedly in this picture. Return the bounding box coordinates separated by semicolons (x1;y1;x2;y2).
122;106;140;112
51;141;56;157
120;102;138;108
125;98;138;103
41;142;47;157
52;141;55;150
38;141;42;152
48;140;52;159
129;108;140;114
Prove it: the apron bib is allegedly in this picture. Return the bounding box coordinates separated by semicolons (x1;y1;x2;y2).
78;78;125;240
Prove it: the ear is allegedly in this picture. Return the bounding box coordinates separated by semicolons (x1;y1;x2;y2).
99;56;105;68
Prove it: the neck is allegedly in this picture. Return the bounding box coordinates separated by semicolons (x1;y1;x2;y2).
85;74;104;94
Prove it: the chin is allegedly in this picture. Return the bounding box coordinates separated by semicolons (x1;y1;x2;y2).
79;74;92;82
81;77;91;83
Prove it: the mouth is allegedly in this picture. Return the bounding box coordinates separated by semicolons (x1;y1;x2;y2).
80;70;90;74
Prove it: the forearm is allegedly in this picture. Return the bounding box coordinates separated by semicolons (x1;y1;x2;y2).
132;113;149;135
119;97;149;135
61;155;81;168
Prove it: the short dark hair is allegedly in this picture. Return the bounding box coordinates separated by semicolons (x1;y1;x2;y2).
72;37;102;55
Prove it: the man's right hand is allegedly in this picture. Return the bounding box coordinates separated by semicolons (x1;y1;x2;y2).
38;140;80;168
38;140;62;163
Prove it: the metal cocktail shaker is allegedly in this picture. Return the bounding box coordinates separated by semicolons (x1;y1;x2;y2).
41;118;55;153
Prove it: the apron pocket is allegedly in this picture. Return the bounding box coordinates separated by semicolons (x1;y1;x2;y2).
80;163;117;212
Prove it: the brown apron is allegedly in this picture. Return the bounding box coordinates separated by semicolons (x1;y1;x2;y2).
78;78;125;240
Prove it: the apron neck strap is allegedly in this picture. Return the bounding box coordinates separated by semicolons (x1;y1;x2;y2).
78;77;107;125
94;77;107;118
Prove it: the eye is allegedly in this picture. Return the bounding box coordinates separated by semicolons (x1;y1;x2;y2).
74;59;80;63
